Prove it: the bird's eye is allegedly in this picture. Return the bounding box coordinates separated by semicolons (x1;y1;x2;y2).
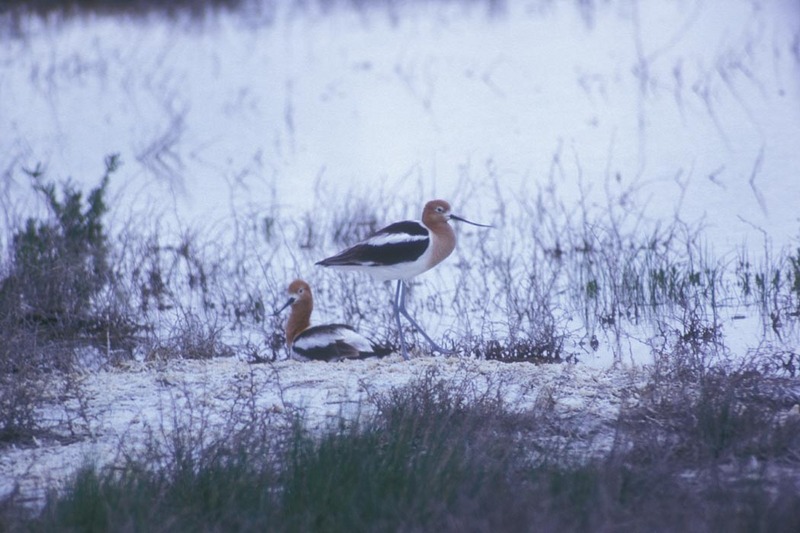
436;206;444;213
298;288;304;294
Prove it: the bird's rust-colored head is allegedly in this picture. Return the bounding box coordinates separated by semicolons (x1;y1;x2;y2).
421;199;453;227
421;199;493;229
286;279;312;303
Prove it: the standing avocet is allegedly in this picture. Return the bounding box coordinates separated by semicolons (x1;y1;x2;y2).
275;279;391;362
316;199;492;360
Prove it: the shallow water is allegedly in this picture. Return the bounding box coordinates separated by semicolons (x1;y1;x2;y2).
2;0;799;250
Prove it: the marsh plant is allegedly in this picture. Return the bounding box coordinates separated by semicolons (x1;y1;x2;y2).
1;158;114;346
0;155;123;443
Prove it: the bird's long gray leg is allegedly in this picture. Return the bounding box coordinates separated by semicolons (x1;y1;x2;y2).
397;281;453;355
393;280;409;360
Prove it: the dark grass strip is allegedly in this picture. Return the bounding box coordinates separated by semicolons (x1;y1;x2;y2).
5;372;797;532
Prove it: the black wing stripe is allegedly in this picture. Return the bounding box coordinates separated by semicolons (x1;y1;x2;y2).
378;220;428;237
317;220;430;267
294;325;352;361
293;325;391;361
318;239;429;267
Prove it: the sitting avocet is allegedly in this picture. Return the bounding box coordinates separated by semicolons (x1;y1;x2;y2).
274;279;391;362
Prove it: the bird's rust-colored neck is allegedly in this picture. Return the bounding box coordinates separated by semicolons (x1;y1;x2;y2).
422;200;457;269
286;298;311;346
284;280;314;346
427;220;456;269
